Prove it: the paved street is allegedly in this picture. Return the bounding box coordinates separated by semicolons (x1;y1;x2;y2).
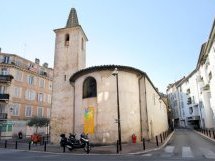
0;129;214;161
141;129;215;160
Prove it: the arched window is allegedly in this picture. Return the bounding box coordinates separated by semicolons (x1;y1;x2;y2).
65;34;70;46
83;77;97;98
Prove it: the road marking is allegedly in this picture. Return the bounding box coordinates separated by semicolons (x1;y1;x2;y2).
142;153;152;157
199;148;215;159
204;150;215;159
182;146;193;158
164;146;175;153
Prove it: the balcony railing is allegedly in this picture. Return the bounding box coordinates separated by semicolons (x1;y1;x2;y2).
0;94;9;100
0;75;14;83
0;113;7;120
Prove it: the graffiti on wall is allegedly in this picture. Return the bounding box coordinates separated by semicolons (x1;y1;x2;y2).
84;107;94;134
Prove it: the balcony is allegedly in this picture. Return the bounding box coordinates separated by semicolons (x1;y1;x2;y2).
0;75;14;83
0;113;7;120
0;94;9;102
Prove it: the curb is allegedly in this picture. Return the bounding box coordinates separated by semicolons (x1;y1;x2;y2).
129;130;175;155
194;130;215;144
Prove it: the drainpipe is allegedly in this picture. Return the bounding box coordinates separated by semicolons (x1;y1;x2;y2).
138;75;143;140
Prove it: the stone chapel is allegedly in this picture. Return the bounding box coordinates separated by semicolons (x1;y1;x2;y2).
50;8;169;144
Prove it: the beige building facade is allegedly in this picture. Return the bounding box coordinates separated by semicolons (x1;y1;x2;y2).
50;8;169;144
0;52;53;137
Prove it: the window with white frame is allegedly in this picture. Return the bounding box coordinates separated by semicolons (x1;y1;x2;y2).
0;86;6;94
27;75;34;85
25;90;36;100
47;108;51;118
44;93;47;102
12;104;20;116
1;68;9;75
25;106;32;117
15;59;22;66
38;93;43;102
15;70;22;81
37;107;43;117
47;94;51;104
39;79;45;88
14;87;21;98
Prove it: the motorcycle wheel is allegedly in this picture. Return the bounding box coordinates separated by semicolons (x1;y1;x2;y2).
67;145;73;151
68;148;73;151
84;144;91;152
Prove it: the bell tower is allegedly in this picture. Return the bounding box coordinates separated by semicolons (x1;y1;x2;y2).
51;8;88;143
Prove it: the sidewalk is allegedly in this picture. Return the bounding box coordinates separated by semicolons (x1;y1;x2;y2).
194;130;215;144
0;131;174;155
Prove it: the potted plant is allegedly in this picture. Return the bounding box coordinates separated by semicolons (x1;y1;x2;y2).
27;117;50;144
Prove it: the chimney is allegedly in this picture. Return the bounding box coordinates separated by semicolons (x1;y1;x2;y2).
43;62;48;68
35;58;40;65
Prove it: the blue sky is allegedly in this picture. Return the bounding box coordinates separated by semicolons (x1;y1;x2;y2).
0;0;214;92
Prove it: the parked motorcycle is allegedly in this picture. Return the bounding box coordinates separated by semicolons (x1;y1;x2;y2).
60;133;91;153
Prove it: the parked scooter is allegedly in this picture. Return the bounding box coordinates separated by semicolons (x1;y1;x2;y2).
60;133;91;153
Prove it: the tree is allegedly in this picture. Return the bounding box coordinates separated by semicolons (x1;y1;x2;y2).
27;117;50;133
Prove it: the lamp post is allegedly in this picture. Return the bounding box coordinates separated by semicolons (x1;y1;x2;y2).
46;122;49;142
112;68;122;151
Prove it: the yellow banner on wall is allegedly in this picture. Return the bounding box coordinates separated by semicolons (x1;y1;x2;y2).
84;107;94;134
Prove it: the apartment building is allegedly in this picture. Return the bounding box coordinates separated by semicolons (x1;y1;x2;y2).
167;19;215;129
0;51;53;137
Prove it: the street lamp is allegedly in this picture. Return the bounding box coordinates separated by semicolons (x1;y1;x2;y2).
112;68;122;151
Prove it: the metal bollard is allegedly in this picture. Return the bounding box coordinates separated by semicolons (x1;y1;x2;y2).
213;131;215;139
4;140;7;148
160;134;163;143
15;141;18;149
156;136;159;147
44;141;47;152
116;140;119;153
142;138;145;150
209;130;211;138
43;136;45;145
206;130;208;136
29;141;31;150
